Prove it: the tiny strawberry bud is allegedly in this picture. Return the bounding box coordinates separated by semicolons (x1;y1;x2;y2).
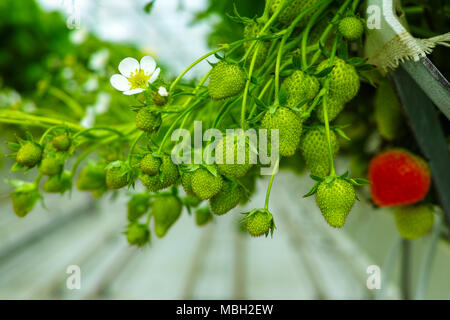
126;223;150;247
16;142;42;168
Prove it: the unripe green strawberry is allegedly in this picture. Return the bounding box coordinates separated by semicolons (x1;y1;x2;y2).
140;153;161;176
339;17;364;40
195;207;212;226
11;185;40;218
300;127;339;177
140;155;179;192
270;0;319;27
126;223;150;247
315;178;356;228
317;58;360;103
16;141;42;168
374;80;404;141
191;168;223;200
315;97;345;123
208;61;246;100
283;70;320;111
182;195;202;208
51;134;71;151
43;172;72;193
216;136;254;178
39;157;63;176
153;195;182;238
135;107;162;132
209;181;243;216
260;107;303;157
105;162;129;190
181;171;195;195
127;193;151;221
76;164;106;191
393;205;434;240
243;22;269;68
245;210;274;237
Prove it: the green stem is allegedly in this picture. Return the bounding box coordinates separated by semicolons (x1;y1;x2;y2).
322;93;336;176
264;157;280;210
169;47;224;94
48;86;85;118
128;131;145;166
241;0;294;63
274;38;285;105
158;102;201;153
301;0;332;69
38;125;67;145
310;0;352;66
72;127;124;140
248;78;273;119
33;173;43;186
70;127;135;177
0;110;84;131
241;43;261;129
322;36;339;176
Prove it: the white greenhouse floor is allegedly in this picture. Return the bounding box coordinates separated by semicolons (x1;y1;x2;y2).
0;170;448;299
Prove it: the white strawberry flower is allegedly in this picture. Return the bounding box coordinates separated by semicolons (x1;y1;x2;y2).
110;56;160;95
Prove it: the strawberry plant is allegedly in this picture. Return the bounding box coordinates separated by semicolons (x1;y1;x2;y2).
1;0;449;255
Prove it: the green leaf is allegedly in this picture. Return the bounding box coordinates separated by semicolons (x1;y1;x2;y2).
11;163;23;172
334;128;351;141
346;57;366;66
340;171;349;178
7;142;20;151
356;64;375;71
25;132;34;142
214;53;224;61
309;174;323;182
250;76;258;85
280;69;293;77
294;98;310;111
315;66;333;78
354;178;371;185
144;1;155;14
303;181;320;197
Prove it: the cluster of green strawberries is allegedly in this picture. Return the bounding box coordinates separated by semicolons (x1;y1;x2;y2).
7;0;372;246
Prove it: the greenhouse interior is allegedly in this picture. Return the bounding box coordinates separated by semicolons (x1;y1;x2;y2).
0;0;449;302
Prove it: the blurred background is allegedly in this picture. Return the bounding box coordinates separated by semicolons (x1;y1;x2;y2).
0;0;449;299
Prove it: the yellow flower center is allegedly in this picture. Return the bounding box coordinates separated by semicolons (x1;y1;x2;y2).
128;69;150;89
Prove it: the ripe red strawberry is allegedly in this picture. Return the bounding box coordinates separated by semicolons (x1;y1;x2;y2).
369;149;431;207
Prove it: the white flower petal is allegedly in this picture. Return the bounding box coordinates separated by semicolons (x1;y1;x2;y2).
149;67;160;84
80;106;96;128
110;74;131;91
123;88;145;95
118;57;140;77
140;56;156;75
158;86;168;97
